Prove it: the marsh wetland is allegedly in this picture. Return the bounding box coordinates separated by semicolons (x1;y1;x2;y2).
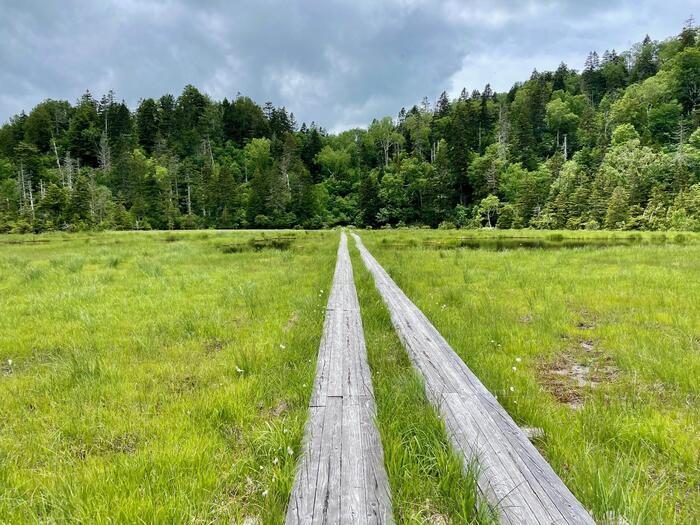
1;229;698;523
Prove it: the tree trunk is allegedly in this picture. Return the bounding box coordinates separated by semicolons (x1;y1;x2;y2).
19;162;26;204
28;178;35;219
206;137;215;170
52;137;63;180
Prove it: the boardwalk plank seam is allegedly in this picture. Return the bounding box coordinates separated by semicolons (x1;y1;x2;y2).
286;232;393;524
352;232;594;525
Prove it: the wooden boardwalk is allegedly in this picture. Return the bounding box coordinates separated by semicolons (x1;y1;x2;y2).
352;233;594;525
286;232;393;524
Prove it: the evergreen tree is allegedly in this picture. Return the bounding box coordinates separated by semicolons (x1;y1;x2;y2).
67;92;101;165
301;126;323;180
358;171;380;227
605;185;630;228
158;94;175;142
630;36;658;83
436;91;451;118
136;98;159;154
446;100;479;202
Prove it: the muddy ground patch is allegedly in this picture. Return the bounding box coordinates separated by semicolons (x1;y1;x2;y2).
538;338;619;409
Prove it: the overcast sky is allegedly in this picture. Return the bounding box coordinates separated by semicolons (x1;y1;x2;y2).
0;0;696;132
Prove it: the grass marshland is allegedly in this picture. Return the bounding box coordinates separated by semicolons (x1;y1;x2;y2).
0;230;337;523
0;229;496;525
358;229;700;523
1;228;698;524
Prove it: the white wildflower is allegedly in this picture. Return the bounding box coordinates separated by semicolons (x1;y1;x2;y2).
279;344;286;350
273;457;279;465
512;366;517;372
509;386;515;392
287;446;294;456
236;366;244;373
7;359;12;366
515;357;522;363
262;489;269;497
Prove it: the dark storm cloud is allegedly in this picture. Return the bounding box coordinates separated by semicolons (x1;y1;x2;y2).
0;0;694;131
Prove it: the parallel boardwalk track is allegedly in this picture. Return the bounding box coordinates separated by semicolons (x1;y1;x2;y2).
286;232;393;524
352;233;594;525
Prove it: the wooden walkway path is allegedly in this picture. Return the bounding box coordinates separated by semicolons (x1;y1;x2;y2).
286;232;393;524
352;233;594;525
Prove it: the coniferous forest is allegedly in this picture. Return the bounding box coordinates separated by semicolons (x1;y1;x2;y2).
1;24;700;233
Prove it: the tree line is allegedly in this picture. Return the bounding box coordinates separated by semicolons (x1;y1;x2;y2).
1;22;699;233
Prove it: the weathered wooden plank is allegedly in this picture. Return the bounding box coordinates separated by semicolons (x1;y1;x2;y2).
352;232;594;525
310;317;334;407
341;397;366;524
357;395;393;524
312;395;343;524
286;406;326;522
286;232;393;524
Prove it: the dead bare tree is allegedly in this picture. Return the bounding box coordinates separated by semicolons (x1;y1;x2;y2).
99;131;112;173
18;162;26;206
186;180;193;216
18;161;35;220
28;183;34;219
88;170;98;223
497;105;510;161
51;136;63;180
63;152;75;190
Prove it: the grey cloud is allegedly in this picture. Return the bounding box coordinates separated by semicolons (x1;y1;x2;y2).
0;0;694;131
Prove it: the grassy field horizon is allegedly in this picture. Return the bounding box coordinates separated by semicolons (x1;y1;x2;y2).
1;228;698;523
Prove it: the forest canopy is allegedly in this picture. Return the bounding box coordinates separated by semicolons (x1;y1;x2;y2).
1;22;699;233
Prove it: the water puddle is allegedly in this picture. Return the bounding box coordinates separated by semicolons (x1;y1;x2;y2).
380;234;691;251
220;236;296;253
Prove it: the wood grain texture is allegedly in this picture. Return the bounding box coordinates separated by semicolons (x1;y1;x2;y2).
352;233;594;525
286;232;393;524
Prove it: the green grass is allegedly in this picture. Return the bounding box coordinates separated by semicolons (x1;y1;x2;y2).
0;230;336;523
357;229;700;524
350;247;495;524
2;228;698;524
